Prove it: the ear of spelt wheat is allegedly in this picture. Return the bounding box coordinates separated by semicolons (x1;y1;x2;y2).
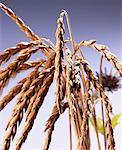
0;77;26;111
66;48;82;142
16;72;54;150
0;41;45;66
14;52;55;149
77;79;91;150
43;70;66;150
0;47;40;93
54;11;65;113
43;102;68;150
0;2;55;58
0;59;45;111
2;67;40;150
78;56;115;150
16;59;46;73
77;40;122;76
0;2;39;41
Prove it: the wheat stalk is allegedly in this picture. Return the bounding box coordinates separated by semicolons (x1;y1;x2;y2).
0;40;46;65
0;2;55;58
54;11;65;113
0;3;120;150
2;64;54;149
78;56;112;113
77;40;122;76
0;2;39;41
12;52;55;149
43;70;66;150
5;57;53;129
7;59;45;79
77;56;115;150
0;42;28;66
2;67;40;150
0;47;40;92
99;56;107;150
25;65;55;120
43;102;68;150
71;61;84;149
65;48;82;143
25;66;55;121
16;59;46;73
0;40;52;67
0;78;26;111
0;59;45;110
77;79;91;150
25;91;38;120
16;72;54;150
105;113;115;150
90;90;101;150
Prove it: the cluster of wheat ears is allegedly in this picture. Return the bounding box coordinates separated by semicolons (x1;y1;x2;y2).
0;2;122;150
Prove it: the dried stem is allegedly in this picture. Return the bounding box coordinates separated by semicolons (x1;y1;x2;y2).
99;56;107;150
91;90;101;150
63;10;75;52
68;108;73;150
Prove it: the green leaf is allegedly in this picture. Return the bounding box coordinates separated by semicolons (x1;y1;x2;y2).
96;117;104;135
112;113;122;129
90;113;122;135
90;117;104;135
90;117;94;127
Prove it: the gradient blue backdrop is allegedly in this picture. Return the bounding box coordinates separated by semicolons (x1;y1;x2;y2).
0;0;121;149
